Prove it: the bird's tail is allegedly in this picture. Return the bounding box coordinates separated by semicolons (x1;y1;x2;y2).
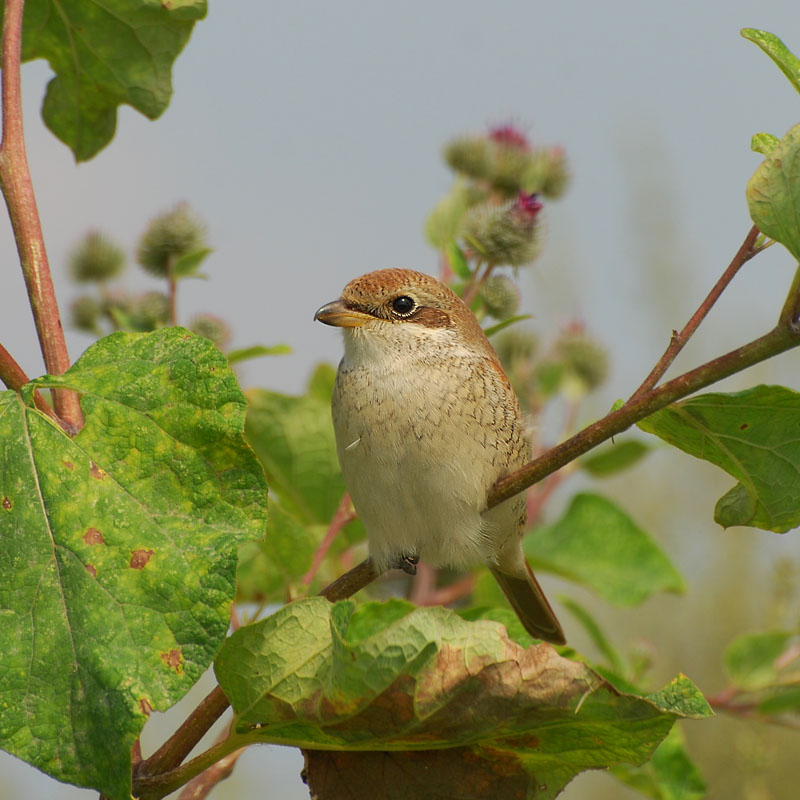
490;562;566;645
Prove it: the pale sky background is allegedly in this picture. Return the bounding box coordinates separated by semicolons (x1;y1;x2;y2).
2;1;800;798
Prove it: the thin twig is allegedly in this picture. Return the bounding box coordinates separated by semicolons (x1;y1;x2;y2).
301;492;355;589
629;225;761;401
0;0;82;430
461;262;494;307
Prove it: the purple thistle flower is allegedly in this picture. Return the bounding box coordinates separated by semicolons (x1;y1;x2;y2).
488;124;530;150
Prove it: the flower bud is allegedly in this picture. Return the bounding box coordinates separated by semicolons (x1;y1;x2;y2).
137;204;206;278
460;193;543;267
493;327;538;366
190;313;231;349
481;274;521;319
488;124;530;150
130;291;171;331
486;141;534;195
69;232;125;283
539;146;570;199
443;136;489;179
555;329;609;391
70;295;102;332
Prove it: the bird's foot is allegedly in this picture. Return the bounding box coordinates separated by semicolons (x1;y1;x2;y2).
393;552;419;576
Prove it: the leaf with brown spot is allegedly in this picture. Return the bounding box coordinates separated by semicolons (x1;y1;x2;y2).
83;528;105;545
0;329;267;799
1;496;11;510
129;549;155;569
215;599;710;800
160;649;183;672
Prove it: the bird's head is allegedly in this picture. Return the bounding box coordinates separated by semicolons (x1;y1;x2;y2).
314;268;493;362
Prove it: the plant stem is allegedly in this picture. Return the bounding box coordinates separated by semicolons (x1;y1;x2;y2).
137;685;231;779
300;492;355;589
0;341;62;422
629;225;761;401
0;0;82;430
488;321;799;509
135;733;249;800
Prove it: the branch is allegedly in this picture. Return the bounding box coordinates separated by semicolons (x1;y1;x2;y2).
629;224;762;401
0;340;64;423
136;685;230;779
300;491;355;589
0;0;82;430
488;320;800;509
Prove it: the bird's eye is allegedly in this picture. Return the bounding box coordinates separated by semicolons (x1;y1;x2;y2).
391;295;416;317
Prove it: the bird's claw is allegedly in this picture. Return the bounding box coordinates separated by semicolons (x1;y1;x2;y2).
394;553;419;575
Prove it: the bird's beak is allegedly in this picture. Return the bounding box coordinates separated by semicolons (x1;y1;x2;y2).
314;299;372;328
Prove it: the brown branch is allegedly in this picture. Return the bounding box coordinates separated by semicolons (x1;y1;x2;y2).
136;685;231;779
0;0;82;430
488;320;800;509
318;557;378;602
629;225;761;401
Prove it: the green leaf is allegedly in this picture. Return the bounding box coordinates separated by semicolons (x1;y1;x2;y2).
236;501;321;602
425;179;473;250
723;630;794;690
0;328;266;799
483;313;532;338
751;132;780;155
758;685;800;714
525;493;685;606
741;29;800;96
13;0;207;161
746;123;800;262
215;599;710;800
172;247;213;278
638;386;800;532
245;384;345;526
581;439;651;477
227;344;292;365
560;597;625;674
306;363;338;403
446;240;472;279
611;724;707;800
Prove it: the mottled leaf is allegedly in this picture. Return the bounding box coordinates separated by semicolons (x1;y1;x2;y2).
580;439;651;477
216;599;710;800
741;29;800;96
746;123;800;262
639;386;800;532
751;133;780;155
12;0;207;160
0;328;266;799
524;493;685;606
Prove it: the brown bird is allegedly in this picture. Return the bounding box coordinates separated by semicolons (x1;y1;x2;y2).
315;268;565;645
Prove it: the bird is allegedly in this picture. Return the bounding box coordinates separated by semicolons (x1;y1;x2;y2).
314;268;565;645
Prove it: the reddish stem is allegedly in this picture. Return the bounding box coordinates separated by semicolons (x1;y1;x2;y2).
0;0;82;430
629;225;761;401
0;340;64;423
301;492;355;588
